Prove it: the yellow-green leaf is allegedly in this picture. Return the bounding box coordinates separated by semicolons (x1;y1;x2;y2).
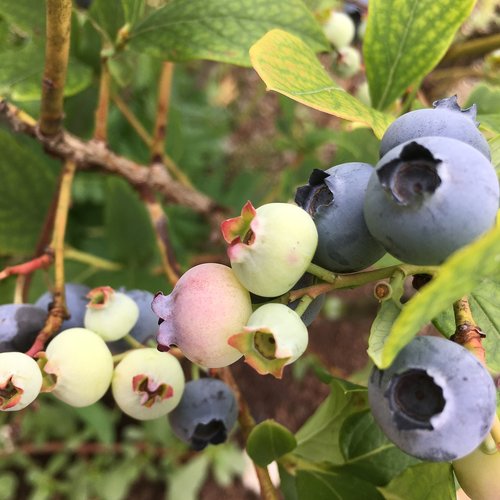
367;300;401;367
380;221;500;368
364;0;476;110
250;29;392;138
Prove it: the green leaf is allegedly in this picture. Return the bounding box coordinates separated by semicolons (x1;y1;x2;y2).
491;135;500;178
210;443;246;487
89;0;127;42
250;29;392;138
167;454;210;500
467;83;500;115
364;0;475;110
72;402;117;444
0;130;58;255
0;0;45;35
296;470;384;500
128;0;327;67
103;178;156;264
338;410;419;486
478;114;500;134
378;462;455;500
367;300;401;367
0;43;93;102
379;222;500;368
0;472;18;500
121;0;146;26
295;380;368;464
247;420;297;467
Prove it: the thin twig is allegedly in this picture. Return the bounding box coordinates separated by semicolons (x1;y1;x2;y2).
26;160;77;357
111;93;194;188
94;58;111;142
0;255;53;281
443;33;500;63
219;367;279;500
151;62;174;162
0;99;225;223
39;0;73;136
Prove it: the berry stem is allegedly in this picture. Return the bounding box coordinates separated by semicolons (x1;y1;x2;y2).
26;160;77;357
39;0;72;137
293;295;313;317
123;334;145;350
306;262;437;289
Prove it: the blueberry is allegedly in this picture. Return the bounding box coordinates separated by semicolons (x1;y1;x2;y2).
168;378;238;451
250;273;325;327
108;289;159;354
368;336;497;461
0;352;43;411
296;163;386;272
221;202;318;297
364;137;499;265
0;304;46;352
380;96;491;160
35;283;90;331
153;263;252;368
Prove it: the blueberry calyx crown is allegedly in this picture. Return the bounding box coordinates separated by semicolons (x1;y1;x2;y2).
220;201;257;246
294;169;333;216
385;368;445;431
191;419;227;451
0;377;23;410
132;374;174;408
86;286;115;309
433;95;478;126
378;142;442;206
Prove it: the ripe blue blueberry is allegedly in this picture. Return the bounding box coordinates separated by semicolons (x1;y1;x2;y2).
296;163;385;272
168;378;238;451
380;96;491;159
368;336;497;461
0;304;46;353
35;283;90;332
364;137;499;265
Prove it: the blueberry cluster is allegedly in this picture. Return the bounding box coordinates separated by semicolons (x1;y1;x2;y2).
0;283;240;450
296;96;499;267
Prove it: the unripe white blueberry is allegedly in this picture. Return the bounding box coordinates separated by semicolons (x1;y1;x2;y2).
323;11;355;49
222;202;318;297
228;303;308;378
112;348;185;420
84;286;139;341
43;327;113;407
453;446;500;499
152;263;252;368
0;352;42;411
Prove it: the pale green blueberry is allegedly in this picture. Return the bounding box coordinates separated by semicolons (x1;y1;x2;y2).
355;81;371;106
228;303;308;378
222;202;318;297
333;46;361;79
43;327;113;407
84;286;139;341
453;446;500;500
112;348;185;420
323;11;355;49
0;352;42;411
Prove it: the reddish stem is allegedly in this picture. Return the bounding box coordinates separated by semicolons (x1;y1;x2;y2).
0;254;53;281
